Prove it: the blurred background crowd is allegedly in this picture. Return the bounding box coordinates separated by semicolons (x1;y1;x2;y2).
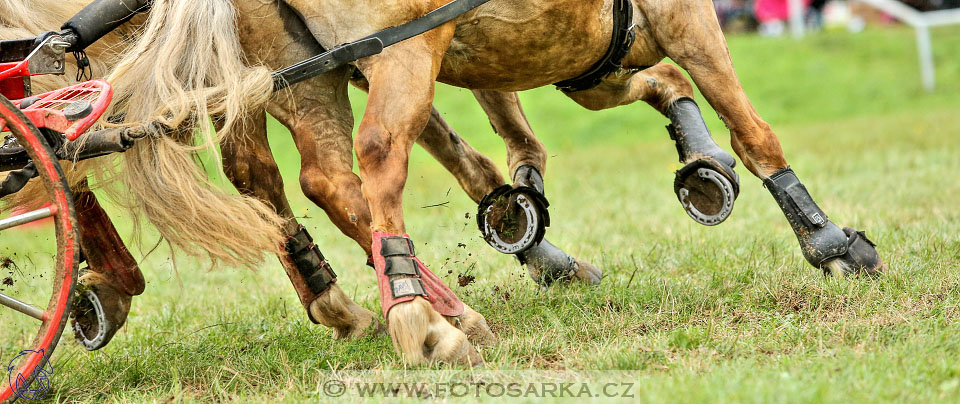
714;0;960;35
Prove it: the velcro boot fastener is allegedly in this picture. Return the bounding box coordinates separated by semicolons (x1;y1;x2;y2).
764;168;848;267
284;225;337;323
372;232;464;323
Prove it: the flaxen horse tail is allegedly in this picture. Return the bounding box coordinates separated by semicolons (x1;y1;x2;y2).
2;0;284;268
103;0;283;268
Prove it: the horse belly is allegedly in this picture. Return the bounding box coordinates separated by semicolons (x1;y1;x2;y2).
438;0;610;91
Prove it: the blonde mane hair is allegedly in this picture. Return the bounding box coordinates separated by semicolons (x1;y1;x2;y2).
1;0;285;268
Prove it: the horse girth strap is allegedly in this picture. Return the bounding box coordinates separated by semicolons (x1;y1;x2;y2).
273;0;494;90
554;0;637;93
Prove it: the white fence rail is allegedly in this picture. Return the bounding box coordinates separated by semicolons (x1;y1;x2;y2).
788;0;960;91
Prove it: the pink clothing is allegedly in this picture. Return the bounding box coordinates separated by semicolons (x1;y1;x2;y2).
753;0;810;22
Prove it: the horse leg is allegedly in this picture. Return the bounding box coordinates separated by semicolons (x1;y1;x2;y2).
565;62;740;226
354;28;488;365
235;0;490;345
228;0;386;338
427;90;600;286
269;69;373;258
70;183;145;350
635;0;884;275
219;112;384;339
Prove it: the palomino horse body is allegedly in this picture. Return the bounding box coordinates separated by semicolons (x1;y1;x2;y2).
259;0;885;363
7;0;883;365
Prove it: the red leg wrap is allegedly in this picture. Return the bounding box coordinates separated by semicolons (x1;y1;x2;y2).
372;232;464;321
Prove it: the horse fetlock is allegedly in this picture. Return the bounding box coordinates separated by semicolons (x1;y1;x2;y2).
72;271;132;351
389;298;483;366
519;239;602;286
371;233;485;365
764;168;884;275
449;303;497;347
372;233;465;320
668;98;740;226
284;225;338;324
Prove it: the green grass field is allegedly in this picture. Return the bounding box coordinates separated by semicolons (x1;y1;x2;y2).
3;26;960;403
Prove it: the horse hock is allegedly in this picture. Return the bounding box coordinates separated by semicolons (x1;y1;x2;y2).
668;97;740;226
71;190;144;350
764;168;884;275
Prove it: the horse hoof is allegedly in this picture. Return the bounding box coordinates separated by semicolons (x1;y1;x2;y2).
674;158;739;226
388;298;483;366
71;273;132;351
520;239;601;286
573;260;603;285
477;185;549;254
449;303;497;347
333;307;386;340
822;228;886;276
308;285;386;339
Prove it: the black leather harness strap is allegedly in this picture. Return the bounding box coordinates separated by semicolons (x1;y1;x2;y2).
273;0;493;90
380;236;416;257
554;0;638;93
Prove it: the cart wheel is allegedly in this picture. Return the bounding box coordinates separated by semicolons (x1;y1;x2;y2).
0;95;79;403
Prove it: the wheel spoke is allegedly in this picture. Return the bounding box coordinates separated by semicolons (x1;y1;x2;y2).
0;206;54;231
0;292;46;321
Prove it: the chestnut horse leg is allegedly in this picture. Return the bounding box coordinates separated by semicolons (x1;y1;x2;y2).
228;0;387;339
267;68;373;257
354;25;488;365
414;90;601;285
234;0;490;345
72;183;144;350
271;79;496;347
641;0;882;274
218;112;384;339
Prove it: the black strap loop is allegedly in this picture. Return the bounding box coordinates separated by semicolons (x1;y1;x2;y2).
285;226;337;295
381;236;415;257
385;257;420;277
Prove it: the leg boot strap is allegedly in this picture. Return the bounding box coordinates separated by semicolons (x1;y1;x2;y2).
372;232;464;323
764;167;848;267
666;97;737;168
284;225;337;324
